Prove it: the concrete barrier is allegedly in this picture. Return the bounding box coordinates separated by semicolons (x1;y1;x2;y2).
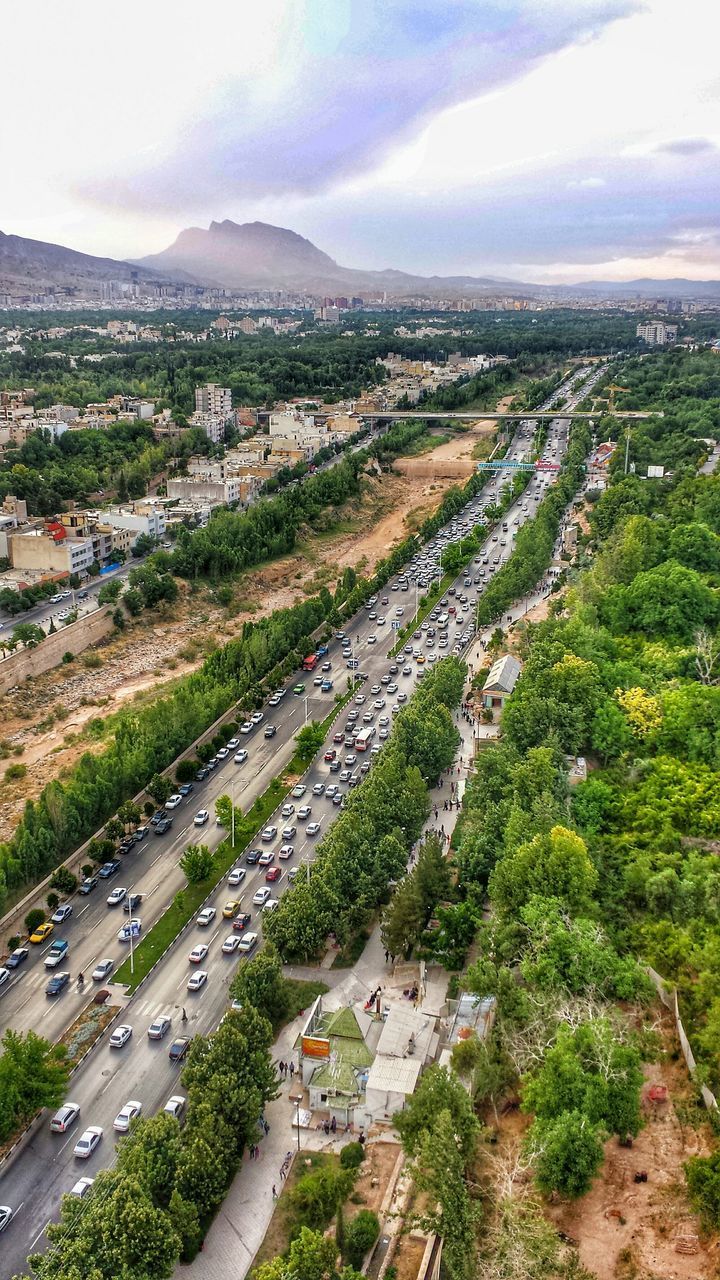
0;607;114;697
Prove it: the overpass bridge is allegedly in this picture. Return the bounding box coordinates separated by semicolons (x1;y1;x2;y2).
332;409;660;422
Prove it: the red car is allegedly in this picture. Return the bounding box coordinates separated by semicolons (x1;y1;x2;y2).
232;912;252;932
265;867;281;883
333;731;344;744
324;749;337;762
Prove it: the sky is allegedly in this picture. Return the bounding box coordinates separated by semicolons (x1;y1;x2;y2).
2;0;720;283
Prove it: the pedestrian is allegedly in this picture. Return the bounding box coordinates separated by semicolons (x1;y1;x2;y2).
384;949;390;963
323;1119;330;1135
289;1061;295;1079
272;1184;277;1199
279;1165;286;1180
331;1115;337;1134
279;1060;285;1077
263;1118;270;1135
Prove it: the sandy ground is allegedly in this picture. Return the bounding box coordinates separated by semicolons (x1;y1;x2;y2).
483;1013;717;1280
0;458;468;844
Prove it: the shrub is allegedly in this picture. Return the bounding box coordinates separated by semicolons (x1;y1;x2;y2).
340;1142;365;1170
62;651;74;664
344;1210;380;1266
175;759;198;784
5;763;27;781
290;1166;355;1231
6;936;20;952
46;893;59;911
24;908;45;934
50;868;78;895
82;652;103;669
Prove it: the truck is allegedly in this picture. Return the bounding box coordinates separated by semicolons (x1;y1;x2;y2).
44;940;69;969
320;679;334;692
302;653;319;672
316;644;329;656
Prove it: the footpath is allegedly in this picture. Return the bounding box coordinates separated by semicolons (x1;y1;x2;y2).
177;682;479;1280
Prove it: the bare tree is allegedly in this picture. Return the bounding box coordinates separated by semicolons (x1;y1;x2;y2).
694;627;720;686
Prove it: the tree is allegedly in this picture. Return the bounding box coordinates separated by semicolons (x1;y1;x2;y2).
98;580;122;605
414;834;452;915
49;867;77;895
489;825;598;918
254;1229;338;1280
179;844;215;884
147;773;173;805
24;907;45;934
230;944;288;1023
214;793;242;835
44;1171;181;1279
527;1110;605;1199
381;876;424;959
410;1109;479;1280
344;1210;380;1268
295;721;326;764
115;1112;182;1208
395;1066;479;1167
123;587;144;616
0;1028;70;1142
685;1149;720;1230
290;1165;355;1230
10;622;44;649
522;1021;645;1138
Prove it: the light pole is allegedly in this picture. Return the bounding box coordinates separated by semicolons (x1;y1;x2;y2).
231;778;235;849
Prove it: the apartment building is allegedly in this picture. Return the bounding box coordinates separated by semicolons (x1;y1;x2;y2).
636;321;678;345
166;473;260;508
104;500;166;544
194;383;232;416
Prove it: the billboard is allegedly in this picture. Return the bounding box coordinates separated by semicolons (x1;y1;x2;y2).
301;1035;331;1059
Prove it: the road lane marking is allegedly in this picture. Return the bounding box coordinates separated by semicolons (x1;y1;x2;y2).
29;1220;50;1251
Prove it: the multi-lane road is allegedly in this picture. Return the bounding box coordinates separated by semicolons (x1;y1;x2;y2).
0;364;603;1276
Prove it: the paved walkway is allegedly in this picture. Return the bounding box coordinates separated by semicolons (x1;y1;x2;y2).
178;679;478;1280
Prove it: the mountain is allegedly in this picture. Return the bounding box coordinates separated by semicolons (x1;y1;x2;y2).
571;277;720;298
137;219;512;296
0;229;188;296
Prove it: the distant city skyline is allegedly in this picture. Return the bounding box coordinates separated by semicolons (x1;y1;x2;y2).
3;0;719;283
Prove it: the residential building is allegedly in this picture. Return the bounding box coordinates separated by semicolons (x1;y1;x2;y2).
636;321;678;345
191;413;227;445
166;473;260;508
194;383;232;416
10;525;95;576
104;500;166;545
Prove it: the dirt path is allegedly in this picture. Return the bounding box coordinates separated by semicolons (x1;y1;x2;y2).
0;460;467;843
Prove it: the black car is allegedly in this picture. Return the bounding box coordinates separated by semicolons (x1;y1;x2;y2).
264;725;277;738
78;876;98;895
154;819;173;835
195;766;210;781
206;757;219;771
118;838;135;854
133;826;148;844
123;893;143;913
245;848;262;865
150;810;168;826
97;860;120;879
178;782;194;797
168;1036;191;1062
6;947;29;969
46;972;70;997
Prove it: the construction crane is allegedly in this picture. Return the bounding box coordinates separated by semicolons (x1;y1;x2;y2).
605;383;630;413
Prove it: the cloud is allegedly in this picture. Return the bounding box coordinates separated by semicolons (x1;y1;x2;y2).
654;136;718;155
566;176;606;188
81;0;639;213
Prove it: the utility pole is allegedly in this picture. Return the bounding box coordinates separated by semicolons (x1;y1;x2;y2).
624;426;630;475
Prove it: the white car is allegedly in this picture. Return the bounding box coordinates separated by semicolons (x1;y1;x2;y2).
196;907;216;927
234;749;249;764
164;1095;186;1120
187;970;208;992
165;794;183;810
113;1101;142;1132
50;1102;81;1133
106;886;127;906
253;886;271;906
237;932;259;953
279;844;294;859
73;1125;103;1159
291;784;306;798
91;958;113;982
117;918;141;941
261;826;277;842
69;1176;94;1198
297;804;312;819
226;738;240;751
251;711;264;725
51;903;73;924
312;783;325;796
189;944;209;964
148;1015;171;1040
109;1024;133;1049
306;822;321;836
194;810;210;826
263;898;279;913
281;803;295;818
240;721;253;734
227;867;246;887
216;747;230;760
222;935;242;954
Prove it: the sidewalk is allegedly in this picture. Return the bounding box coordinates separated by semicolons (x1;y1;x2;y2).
176;679;476;1280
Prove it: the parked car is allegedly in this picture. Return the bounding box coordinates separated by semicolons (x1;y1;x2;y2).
51;903;73;925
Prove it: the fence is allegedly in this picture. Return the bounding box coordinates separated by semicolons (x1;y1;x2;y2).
646;965;718;1113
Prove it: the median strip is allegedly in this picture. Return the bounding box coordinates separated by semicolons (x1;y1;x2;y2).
114;682;359;992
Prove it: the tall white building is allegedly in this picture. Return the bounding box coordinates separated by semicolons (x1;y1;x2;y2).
194;383;232;416
636;321;678;346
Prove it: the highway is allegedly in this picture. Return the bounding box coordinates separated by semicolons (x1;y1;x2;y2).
0;364;603;1277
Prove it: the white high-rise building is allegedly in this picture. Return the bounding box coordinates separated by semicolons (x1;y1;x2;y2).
636;321;678;346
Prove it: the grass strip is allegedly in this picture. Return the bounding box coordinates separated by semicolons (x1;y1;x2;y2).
389;573;455;656
114;683;358;992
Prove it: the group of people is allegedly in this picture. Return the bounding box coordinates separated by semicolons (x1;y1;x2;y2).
277;1059;295;1079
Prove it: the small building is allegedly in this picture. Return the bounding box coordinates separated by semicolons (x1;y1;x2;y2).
481;654;522;712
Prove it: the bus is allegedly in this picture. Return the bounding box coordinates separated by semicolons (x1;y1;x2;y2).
436;612;449;629
355;726;376;752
